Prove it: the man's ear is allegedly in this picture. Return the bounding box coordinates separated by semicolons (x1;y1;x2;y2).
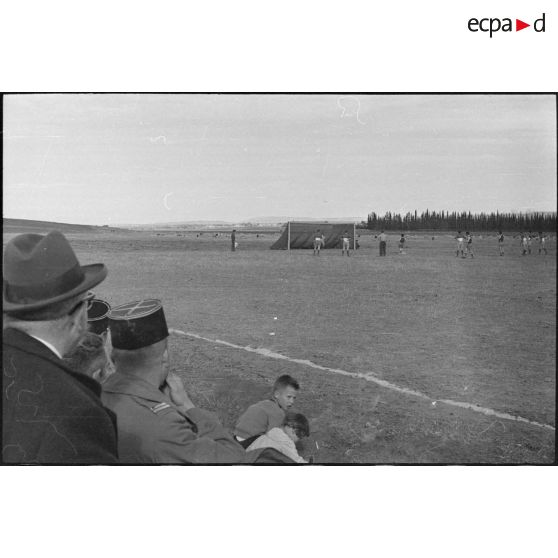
56;312;75;334
66;308;83;330
65;304;87;341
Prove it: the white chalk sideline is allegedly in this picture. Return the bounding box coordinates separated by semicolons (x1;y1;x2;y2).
168;328;555;432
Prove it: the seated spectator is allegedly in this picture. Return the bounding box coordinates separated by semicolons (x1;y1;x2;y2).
246;412;310;463
87;298;111;337
102;299;247;464
2;230;118;464
64;331;115;384
234;374;300;447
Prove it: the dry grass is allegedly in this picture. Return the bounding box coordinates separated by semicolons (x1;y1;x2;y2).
7;229;552;463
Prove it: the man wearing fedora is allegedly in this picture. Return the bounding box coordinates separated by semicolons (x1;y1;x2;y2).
103;299;249;463
2;230;119;464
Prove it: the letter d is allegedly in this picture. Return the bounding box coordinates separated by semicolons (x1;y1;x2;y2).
534;13;545;32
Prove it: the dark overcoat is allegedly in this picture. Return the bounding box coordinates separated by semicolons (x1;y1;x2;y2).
2;328;118;464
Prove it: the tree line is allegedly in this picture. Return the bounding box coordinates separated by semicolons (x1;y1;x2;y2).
362;210;556;232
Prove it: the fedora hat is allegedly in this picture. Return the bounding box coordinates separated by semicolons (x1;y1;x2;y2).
3;230;108;313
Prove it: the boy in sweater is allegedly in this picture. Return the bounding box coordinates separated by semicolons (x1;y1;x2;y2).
234;374;300;448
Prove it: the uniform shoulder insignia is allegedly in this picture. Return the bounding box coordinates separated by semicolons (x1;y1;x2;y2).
150;402;171;414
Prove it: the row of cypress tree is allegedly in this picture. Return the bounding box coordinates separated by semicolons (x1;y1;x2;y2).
362;210;556;232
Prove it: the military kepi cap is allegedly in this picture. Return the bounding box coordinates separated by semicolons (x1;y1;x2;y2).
87;298;111;335
109;299;169;350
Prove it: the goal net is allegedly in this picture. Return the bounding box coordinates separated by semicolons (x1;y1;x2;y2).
270;222;357;250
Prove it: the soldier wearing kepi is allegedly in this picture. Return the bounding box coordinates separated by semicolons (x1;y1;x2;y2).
87;298;111;337
102;299;247;463
2;230;118;464
82;297;115;382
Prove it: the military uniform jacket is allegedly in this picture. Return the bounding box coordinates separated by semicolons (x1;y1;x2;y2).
2;328;118;464
101;372;247;464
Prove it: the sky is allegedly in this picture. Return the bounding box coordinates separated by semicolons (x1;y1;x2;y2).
3;94;556;225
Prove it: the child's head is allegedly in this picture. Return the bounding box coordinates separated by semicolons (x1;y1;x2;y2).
272;374;300;411
283;412;310;442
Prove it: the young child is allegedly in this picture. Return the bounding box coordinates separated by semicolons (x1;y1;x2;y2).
234;374;300;448
398;234;405;254
246;412;310;463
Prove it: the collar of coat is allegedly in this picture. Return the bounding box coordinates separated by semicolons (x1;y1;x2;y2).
102;371;172;404
3;327;103;398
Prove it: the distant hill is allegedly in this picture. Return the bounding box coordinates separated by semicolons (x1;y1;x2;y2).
3;218;124;234
119;220;231;229
117;217;365;228
247;216;363;224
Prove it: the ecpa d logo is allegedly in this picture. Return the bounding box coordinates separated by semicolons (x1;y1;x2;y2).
468;13;545;37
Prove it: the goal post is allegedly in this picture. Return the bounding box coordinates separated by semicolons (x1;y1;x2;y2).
287;221;291;251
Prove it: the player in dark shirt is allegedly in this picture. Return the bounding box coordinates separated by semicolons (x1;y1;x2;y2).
398;234;406;254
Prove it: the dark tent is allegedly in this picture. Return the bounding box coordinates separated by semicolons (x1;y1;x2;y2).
270;222;356;250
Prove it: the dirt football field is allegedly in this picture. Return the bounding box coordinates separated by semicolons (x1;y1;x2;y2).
4;229;555;463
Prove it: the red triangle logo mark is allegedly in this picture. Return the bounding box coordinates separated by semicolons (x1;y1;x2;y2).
516;19;530;31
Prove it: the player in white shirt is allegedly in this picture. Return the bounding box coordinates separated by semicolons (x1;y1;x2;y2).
520;234;528;256
378;231;387;256
340;230;351;256
527;231;533;255
313;229;325;256
455;231;465;258
538;232;547;255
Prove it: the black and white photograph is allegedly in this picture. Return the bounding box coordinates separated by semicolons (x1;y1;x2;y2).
3;93;556;465
1;2;558;556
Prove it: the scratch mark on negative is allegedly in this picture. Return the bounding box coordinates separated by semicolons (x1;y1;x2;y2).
37;138;55;178
337;96;365;125
4;356;17;399
15;369;78;455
